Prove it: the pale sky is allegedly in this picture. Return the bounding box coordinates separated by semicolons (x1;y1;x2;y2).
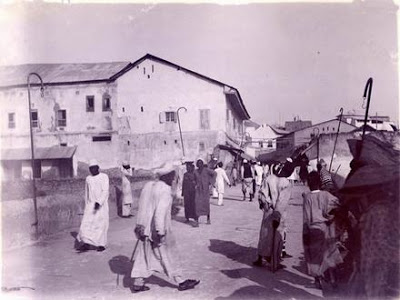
0;0;399;126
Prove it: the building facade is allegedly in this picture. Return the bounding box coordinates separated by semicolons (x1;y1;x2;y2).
0;54;250;179
277;119;356;151
338;112;398;131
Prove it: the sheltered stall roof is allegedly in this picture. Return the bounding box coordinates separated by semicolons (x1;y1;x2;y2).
1;146;77;161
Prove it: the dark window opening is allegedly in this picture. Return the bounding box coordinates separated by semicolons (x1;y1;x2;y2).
92;135;112;142
165;111;176;122
102;93;111;111
122;107;125;112
31;110;39;128
152;65;154;73
57;110;67;127
141;106;144;112
267;140;273;148
259;141;263;148
60;143;67;146
147;75;150;79
332;127;335;131
8;113;15;129
86;95;95;112
143;67;146;74
75;90;80;95
174;139;178;144
164;140;167;145
199;142;205;151
127;140;130;146
33;160;41;179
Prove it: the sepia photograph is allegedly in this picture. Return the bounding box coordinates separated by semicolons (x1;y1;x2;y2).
0;0;399;299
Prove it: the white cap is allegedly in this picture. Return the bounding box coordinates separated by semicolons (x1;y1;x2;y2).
243;159;248;163
153;161;180;176
213;157;217;161
286;157;293;163
89;159;99;167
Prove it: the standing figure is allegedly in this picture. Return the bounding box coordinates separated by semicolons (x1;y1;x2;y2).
76;159;109;252
130;163;200;293
120;161;133;218
317;159;336;194
215;162;231;206
302;171;343;289
241;159;254;201
254;161;264;196
182;162;196;222
254;164;292;269
231;164;238;186
194;159;217;226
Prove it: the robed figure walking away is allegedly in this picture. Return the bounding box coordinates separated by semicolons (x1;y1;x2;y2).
182;162;197;222
130;162;200;293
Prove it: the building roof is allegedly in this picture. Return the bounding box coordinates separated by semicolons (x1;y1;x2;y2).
1;146;77;161
0;54;250;119
0;62;130;88
284;120;312;132
244;120;260;129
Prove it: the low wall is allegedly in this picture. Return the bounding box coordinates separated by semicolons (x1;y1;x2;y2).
1;177;149;250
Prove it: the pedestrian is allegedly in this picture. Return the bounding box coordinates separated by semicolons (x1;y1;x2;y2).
253;164;291;269
76;159;109;253
194;158;217;226
130;162;200;293
317;159;336;194
254;161;264;195
182;162;196;222
241;159;254;201
215;162;231;206
302;171;343;289
120;161;133;218
231;164;238;186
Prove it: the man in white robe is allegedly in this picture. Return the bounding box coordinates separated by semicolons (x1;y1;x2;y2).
120;161;133;217
77;159;109;252
215;162;231;206
130;162;200;293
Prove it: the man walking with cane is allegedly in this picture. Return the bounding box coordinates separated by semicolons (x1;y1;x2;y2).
130;161;200;293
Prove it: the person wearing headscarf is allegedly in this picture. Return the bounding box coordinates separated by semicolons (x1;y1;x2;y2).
215;162;231;206
76;159;110;252
194;158;217;226
317;159;336;194
182;162;196;222
241;159;255;201
254;164;292;270
130;161;200;293
302;171;343;289
120;161;133;217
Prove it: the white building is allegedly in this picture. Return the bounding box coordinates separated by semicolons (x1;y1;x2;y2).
0;54;250;179
244;124;288;157
338;112;398;132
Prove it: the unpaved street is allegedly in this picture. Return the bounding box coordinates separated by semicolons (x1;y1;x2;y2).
2;184;327;300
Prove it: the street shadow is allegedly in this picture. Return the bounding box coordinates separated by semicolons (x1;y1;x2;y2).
209;239;321;299
70;231;80;249
146;275;177;289
222;196;245;202
109;255;133;288
292;254;308;277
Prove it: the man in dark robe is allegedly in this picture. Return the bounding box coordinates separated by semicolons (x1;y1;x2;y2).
182;162;196;223
194;159;216;226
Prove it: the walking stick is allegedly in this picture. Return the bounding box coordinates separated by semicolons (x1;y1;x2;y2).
329;108;343;172
357;78;373;160
130;238;140;262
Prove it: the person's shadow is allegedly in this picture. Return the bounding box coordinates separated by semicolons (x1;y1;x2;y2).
209;239;322;299
70;231;80;249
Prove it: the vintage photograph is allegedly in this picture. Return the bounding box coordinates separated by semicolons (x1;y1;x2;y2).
0;0;399;299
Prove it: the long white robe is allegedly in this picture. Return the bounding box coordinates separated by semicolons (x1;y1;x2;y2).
215;167;230;194
131;180;181;280
77;173;109;247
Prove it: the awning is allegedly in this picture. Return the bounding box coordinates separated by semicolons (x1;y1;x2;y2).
1;146;77;161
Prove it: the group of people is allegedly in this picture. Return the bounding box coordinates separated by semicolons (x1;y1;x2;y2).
74;155;344;294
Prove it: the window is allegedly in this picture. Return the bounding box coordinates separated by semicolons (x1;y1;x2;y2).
200;109;210;130
33;160;41;179
92;135;112;142
102;93;111;111
267;140;273;148
165;111;176;122
31;110;38;128
8;113;15;129
259;141;263;148
57;110;67;127
86;95;95;112
332;127;335;131
199;142;205;151
322;127;325;131
327;126;329;131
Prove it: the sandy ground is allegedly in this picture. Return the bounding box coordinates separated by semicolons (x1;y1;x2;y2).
1;183;334;300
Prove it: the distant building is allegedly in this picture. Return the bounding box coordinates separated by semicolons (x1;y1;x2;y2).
284;117;312;133
244;124;288;157
0;54;250;179
338;112;397;131
277;118;356;151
